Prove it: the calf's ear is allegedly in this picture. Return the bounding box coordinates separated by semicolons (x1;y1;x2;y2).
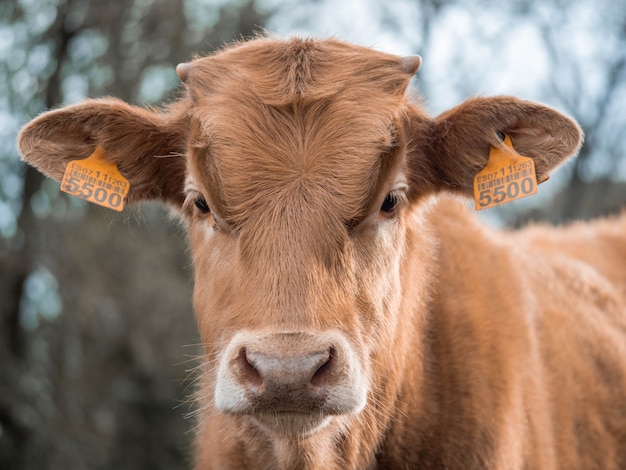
18;97;188;207
416;96;583;196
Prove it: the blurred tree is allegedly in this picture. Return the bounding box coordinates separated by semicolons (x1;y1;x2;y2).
518;0;626;222
0;1;266;469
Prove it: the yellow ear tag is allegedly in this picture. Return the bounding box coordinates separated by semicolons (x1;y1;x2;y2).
473;135;538;210
61;146;130;212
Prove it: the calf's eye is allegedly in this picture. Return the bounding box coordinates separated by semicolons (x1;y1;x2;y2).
380;193;399;214
194;196;211;214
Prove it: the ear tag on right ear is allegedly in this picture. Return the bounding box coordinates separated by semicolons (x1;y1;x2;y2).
61;146;130;212
473;135;538;210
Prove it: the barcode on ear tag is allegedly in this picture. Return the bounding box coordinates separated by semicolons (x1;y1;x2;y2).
61;146;130;212
473;135;538;210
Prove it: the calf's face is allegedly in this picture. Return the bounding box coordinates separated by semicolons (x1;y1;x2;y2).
182;44;420;435
17;38;582;440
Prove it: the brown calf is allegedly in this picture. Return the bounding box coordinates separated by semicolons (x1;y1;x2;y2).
18;37;626;469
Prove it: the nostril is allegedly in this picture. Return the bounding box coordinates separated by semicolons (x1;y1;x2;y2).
311;347;336;387
236;347;263;389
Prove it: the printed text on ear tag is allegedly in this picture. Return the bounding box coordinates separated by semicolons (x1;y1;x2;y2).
61;146;130;212
473;135;538;210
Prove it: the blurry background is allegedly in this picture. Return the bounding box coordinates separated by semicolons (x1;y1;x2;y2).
1;0;625;468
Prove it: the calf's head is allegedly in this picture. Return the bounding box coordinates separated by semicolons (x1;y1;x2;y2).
18;38;582;439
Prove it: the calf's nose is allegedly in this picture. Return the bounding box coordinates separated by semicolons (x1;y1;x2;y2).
215;331;367;417
237;345;337;397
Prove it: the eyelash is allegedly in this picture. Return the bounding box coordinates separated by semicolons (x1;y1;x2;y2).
194;196;210;214
186;193;219;229
380;191;405;215
381;192;399;214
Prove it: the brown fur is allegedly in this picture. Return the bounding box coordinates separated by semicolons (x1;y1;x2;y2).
18;37;626;469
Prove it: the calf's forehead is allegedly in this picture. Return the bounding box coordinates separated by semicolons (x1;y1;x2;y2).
183;38;415;231
183;37;416;107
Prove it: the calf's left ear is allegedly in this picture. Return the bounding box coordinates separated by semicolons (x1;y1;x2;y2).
417;96;583;196
18;97;188;207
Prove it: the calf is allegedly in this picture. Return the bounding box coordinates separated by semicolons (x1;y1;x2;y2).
18;37;626;469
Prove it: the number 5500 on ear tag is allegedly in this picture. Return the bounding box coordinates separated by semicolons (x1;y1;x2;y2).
61;146;130;212
473;135;538;210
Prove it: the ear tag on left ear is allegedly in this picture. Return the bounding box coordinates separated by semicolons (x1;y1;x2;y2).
473;135;538;210
61;146;130;212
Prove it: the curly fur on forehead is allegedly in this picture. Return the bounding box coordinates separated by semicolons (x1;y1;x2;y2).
184;38;415;238
184;37;416;106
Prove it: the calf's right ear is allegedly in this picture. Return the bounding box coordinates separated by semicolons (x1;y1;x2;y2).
18;97;188;207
